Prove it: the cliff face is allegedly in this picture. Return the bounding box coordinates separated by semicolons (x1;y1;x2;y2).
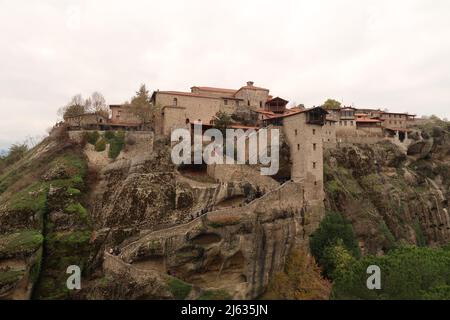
1;121;449;300
80;136;319;300
324;126;450;254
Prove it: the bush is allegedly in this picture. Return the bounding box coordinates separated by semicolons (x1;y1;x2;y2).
167;277;192;300
310;212;360;278
263;249;331;300
65;202;88;221
332;246;450;300
108;132;125;159
104;131;115;140
94;138;107;152
67;187;81;197
85;131;100;145
4;143;28;166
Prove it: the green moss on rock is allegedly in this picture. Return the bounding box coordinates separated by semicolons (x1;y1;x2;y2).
167;277;192;300
0;230;44;257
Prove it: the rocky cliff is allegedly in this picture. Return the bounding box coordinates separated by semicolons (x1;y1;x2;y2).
324;123;450;255
1;120;449;300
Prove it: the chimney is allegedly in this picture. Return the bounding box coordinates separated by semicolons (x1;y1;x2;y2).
247;81;254;87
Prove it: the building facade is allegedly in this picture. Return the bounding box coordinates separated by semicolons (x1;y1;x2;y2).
151;81;288;136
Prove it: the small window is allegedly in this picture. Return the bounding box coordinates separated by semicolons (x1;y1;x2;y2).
297;144;300;151
295;129;298;136
313;143;317;151
224;99;228;106
313;129;316;135
248;100;250;106
313;162;317;169
173;98;178;106
260;101;263;108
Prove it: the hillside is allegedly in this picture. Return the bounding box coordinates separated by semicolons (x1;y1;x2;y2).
0;120;449;300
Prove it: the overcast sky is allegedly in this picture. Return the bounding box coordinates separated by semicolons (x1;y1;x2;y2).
1;0;450;150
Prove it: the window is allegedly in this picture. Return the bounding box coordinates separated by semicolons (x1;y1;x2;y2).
313;162;317;169
313;143;317;151
224;99;228;106
313;129;316;135
173;98;178;106
260;101;263;108
295;129;298;136
297;144;300;151
248;100;250;106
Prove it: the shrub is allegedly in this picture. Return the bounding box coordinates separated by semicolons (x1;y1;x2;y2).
4;143;28;166
85;131;100;145
67;187;81;197
167;277;192;300
108;132;125;159
263;249;331;300
332;246;450;300
310;212;360;278
104;131;115;140
94;138;107;152
65;202;88;221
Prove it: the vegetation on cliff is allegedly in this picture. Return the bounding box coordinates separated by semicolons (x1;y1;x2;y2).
263;249;331;300
0;127;94;299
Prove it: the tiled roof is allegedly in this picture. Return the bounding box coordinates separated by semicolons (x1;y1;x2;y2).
157;91;222;99
192;86;237;94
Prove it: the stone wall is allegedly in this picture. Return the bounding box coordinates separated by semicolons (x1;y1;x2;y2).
234;87;269;110
154;92;238;136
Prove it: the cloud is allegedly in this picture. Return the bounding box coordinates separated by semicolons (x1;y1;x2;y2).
0;0;449;148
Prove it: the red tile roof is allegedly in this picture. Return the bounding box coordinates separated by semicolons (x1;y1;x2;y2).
192;86;237;94
158;91;223;99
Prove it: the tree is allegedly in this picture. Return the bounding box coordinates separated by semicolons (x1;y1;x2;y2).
129;84;153;124
263;249;331;300
332;246;450;300
310;212;360;278
59;94;87;121
213;111;232;134
4;143;29;165
90;91;109;118
322;99;342;110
